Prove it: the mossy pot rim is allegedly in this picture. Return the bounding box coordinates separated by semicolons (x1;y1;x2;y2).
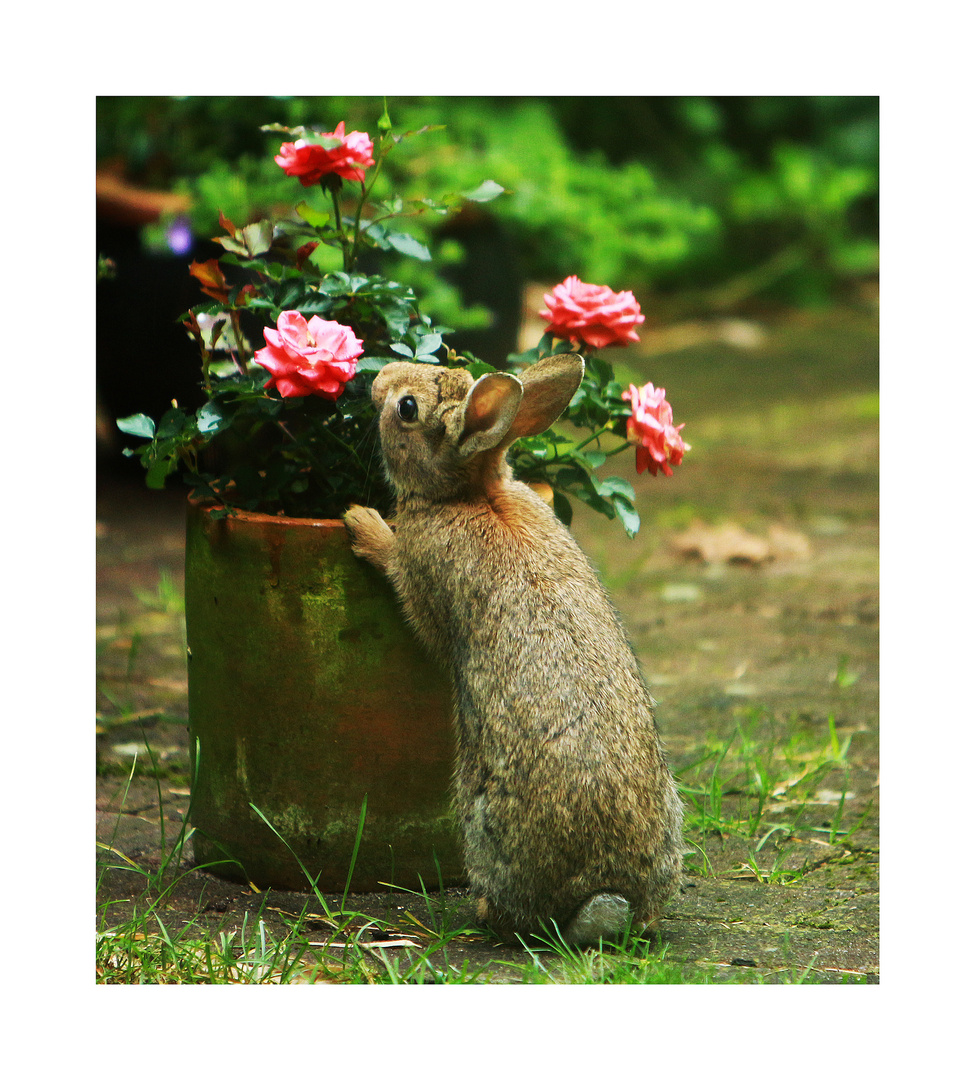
188;496;349;530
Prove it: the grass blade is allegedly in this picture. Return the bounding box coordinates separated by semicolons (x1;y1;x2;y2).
342;795;368;911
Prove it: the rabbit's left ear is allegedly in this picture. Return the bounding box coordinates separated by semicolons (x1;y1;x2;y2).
456;371;524;458
503;353;585;445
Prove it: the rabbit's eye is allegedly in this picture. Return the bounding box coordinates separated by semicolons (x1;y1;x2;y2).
397;395;419;422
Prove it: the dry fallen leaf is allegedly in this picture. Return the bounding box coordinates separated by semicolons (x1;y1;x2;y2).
671;520;812;566
767;524;813;561
671;521;771;565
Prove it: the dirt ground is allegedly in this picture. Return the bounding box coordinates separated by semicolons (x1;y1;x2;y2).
96;303;879;983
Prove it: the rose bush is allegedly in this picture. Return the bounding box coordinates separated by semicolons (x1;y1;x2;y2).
273;121;375;186
539;275;646;349
255;312;363;400
623;382;689;477
117;104;688;535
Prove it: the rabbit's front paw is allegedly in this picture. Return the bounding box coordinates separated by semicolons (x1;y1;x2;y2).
344;505;395;572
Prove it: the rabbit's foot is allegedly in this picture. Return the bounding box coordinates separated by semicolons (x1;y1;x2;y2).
344;505;394;572
561;893;632;947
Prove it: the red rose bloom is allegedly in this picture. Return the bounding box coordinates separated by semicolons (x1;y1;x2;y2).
540;275;645;349
274;121;375;186
255;311;363;400
622;382;688;477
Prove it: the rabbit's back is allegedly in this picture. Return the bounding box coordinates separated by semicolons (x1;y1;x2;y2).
389;482;683;933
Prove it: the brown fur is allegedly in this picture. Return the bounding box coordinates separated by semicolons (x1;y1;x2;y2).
344;355;683;945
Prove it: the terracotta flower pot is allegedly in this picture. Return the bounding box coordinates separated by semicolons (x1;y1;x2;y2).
184;500;464;892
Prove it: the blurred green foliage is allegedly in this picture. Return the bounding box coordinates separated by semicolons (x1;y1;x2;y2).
97;95;877;309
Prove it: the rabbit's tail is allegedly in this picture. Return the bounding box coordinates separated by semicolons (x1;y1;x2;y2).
561;893;633;947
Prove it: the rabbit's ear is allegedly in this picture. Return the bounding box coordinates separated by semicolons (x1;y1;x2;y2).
503;352;585;444
456;372;524;458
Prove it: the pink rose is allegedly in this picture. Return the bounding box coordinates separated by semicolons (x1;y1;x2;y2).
255;311;363;400
274;121;375;186
539;275;646;349
622;382;688;477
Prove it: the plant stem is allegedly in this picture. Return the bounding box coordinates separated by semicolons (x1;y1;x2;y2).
329;184;352;272
573;426;627;453
600;441;632;458
276;420;298;444
227;310;250;374
350;180;368;267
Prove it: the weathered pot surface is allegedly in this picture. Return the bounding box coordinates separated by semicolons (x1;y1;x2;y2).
184;500;464;892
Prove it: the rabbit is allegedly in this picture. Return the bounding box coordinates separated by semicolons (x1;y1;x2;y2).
343;353;683;946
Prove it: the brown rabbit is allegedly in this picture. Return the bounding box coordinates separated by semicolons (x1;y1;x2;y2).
344;353;683;946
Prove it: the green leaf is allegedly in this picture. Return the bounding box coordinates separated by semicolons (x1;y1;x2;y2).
261;124;344;150
414;332;442;355
197;402;228;434
375;301;413;337
463;180;506;203
585;356;614;387
146;449;177;490
385;231;431;261
507;343;543;367
464;359;498;379
155;407;193;440
212;235;250;256
296;201;334;229
275;280;307;310
411;196;453;216
116;413;156;438
572;487;616;521
552;491;573;528
611;495;641;538
317;273;354;295
387;124;445;146
390;342;414;358
242;220;274;256
260;122;305;137
356;356;391;373
595;475;636;501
